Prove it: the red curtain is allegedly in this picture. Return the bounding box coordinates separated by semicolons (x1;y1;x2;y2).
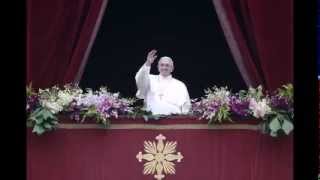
212;0;293;91
27;0;108;89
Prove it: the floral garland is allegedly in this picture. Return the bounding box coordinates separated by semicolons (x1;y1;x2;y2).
27;83;293;137
192;84;293;137
27;84;135;135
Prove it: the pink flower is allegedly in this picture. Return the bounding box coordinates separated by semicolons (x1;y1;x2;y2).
249;98;271;118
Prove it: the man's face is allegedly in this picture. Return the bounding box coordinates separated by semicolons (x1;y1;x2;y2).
158;58;174;77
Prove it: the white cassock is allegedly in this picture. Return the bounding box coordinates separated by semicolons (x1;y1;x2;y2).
135;64;191;115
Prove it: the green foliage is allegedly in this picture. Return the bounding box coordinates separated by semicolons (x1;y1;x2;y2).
208;104;232;124
26;82;35;97
240;85;264;100
262;110;293;137
277;84;293;101
27;107;58;135
80;106;111;128
262;83;294;137
96;116;110;128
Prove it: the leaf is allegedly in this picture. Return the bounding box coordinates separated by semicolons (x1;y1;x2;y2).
281;119;294;135
26;82;33;96
45;111;55;120
223;110;230;121
39;110;56;124
42;110;51;120
270;131;278;137
35;113;44;120
28;116;37;122
43;122;52;129
32;125;45;135
216;113;221;122
35;117;44;124
26;121;33;127
98;118;110;128
276;109;288;114
81;115;87;123
51;121;59;125
278;83;293;100
227;117;233;122
143;115;149;122
105;119;111;128
269;117;281;132
30;107;42;116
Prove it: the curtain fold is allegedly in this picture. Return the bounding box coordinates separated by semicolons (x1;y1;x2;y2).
27;0;108;89
212;0;293;91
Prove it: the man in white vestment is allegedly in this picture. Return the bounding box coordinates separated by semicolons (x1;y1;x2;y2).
135;49;191;115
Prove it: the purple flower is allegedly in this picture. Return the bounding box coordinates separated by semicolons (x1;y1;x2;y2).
26;95;40;113
191;101;205;115
66;100;83;121
229;96;250;117
270;95;292;111
207;101;220;112
94;95;133;118
97;98;112;114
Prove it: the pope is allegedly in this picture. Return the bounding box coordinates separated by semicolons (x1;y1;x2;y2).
135;49;191;115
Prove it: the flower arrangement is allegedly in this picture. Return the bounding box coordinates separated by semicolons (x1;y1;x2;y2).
191;84;293;137
191;86;232;124
27;83;293;137
70;86;135;127
262;84;293;137
27;83;135;135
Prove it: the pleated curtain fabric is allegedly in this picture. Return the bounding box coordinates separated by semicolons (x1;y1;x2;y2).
212;0;293;91
27;0;109;89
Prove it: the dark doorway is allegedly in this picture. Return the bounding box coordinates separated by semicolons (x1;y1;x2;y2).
80;0;247;98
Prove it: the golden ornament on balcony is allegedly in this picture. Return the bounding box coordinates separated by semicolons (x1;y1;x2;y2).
136;134;184;180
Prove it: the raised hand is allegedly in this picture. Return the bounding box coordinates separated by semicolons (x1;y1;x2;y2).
145;49;158;67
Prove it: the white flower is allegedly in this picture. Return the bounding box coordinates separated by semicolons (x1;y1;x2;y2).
249;98;271;118
57;91;74;106
41;100;63;114
207;87;231;105
76;93;103;107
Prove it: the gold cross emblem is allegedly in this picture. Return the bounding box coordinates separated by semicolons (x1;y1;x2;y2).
136;134;184;180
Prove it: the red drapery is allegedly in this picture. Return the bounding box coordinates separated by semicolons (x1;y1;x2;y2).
212;0;293;91
27;118;292;180
27;0;108;89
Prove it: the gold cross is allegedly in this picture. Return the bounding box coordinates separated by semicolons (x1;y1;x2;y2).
136;134;184;180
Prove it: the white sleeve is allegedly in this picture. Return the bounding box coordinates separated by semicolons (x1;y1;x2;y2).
135;64;151;99
181;84;191;114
